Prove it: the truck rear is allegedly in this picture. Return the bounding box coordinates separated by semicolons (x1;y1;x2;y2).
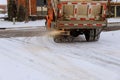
46;0;107;43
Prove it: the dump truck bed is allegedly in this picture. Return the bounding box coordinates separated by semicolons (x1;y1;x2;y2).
53;1;107;29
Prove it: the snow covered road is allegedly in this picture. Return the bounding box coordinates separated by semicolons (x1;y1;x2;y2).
0;30;120;80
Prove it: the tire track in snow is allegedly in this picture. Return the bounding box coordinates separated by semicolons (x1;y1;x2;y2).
22;36;98;80
0;31;120;80
40;35;120;69
31;36;120;80
0;38;96;80
18;35;120;80
0;39;64;80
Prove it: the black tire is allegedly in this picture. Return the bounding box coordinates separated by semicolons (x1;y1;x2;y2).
54;35;62;43
84;29;101;42
85;29;94;41
94;29;101;41
70;30;80;37
54;35;74;43
66;36;74;42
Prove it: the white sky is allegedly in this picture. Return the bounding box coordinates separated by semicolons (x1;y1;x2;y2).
0;0;7;5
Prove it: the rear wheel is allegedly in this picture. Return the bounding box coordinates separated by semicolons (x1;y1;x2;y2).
54;35;62;43
84;29;101;42
54;35;74;43
70;30;80;37
94;29;101;41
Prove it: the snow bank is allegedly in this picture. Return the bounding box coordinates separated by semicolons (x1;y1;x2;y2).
112;0;120;2
0;0;7;5
0;20;46;28
0;14;5;17
108;18;120;23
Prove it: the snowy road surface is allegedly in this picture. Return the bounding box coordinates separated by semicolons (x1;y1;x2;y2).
0;30;120;80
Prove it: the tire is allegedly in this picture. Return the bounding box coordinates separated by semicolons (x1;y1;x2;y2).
85;29;94;41
54;35;74;43
94;29;101;41
84;29;101;42
54;35;62;43
70;30;80;37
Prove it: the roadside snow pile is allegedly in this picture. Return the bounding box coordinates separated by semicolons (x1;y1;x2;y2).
0;13;5;17
108;18;120;23
0;0;7;5
0;13;45;28
0;20;46;28
115;0;120;2
112;0;120;2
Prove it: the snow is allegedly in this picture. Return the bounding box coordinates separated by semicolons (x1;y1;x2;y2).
0;19;46;28
0;10;120;80
112;0;120;2
0;14;45;28
108;18;120;23
0;0;7;5
0;8;4;11
0;18;120;80
0;13;5;17
0;30;120;80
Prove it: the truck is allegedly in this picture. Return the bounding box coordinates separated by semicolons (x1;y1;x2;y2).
46;0;108;43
